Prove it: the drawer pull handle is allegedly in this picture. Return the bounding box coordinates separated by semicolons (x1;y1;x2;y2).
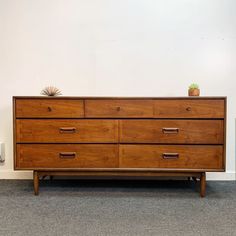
162;128;179;134
59;127;77;133
162;153;179;159
116;106;121;111
186;107;191;111
59;152;76;159
47;107;52;112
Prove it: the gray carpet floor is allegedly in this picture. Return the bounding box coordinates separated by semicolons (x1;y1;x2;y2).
0;180;236;236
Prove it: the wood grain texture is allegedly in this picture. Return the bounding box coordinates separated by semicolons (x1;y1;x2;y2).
17;144;119;169
15;99;84;118
120;119;224;144
119;145;223;169
85;99;154;118
13;96;226;196
16;119;118;143
154;99;225;118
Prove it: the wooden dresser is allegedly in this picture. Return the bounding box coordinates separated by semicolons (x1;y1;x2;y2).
13;97;226;196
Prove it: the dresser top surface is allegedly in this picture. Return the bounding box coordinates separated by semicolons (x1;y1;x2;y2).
13;96;227;100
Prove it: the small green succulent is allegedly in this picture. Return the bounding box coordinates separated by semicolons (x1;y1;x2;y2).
189;83;199;90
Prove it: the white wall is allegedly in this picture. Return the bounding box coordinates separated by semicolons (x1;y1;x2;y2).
0;0;235;179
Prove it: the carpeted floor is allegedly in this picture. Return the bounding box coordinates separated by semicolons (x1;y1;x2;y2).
0;179;236;236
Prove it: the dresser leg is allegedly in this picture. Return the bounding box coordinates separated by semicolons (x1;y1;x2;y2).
200;172;206;197
33;171;39;195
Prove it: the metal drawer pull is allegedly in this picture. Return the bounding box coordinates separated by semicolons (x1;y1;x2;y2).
162;128;179;134
59;152;76;159
162;153;179;159
59;127;77;133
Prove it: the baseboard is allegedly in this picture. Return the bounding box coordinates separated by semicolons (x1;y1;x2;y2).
0;170;235;180
0;170;32;179
206;172;236;181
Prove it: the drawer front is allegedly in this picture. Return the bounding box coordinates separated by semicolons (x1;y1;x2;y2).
85;99;154;118
120;145;223;169
16;144;118;169
15;99;84;118
16;119;118;143
120;120;224;144
154;99;225;118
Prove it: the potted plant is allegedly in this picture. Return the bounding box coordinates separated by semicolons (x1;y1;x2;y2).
188;83;200;96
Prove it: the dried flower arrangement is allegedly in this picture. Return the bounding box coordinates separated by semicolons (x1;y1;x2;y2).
41;86;62;96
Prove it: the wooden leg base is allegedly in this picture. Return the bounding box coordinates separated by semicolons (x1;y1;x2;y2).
32;171;206;197
33;171;39;195
200;172;206;198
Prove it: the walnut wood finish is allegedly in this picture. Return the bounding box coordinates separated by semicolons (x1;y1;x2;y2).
33;171;39;195
154;99;225;118
119;145;223;169
16;119;118;143
200;172;206;197
34;170;205;195
37;171;202;177
13;96;226;197
85;99;154;118
120;120;223;144
17;144;119;169
15;99;84;118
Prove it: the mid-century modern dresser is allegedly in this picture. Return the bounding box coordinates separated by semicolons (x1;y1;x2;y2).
13;96;226;197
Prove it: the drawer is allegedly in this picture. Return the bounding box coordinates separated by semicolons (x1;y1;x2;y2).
15;99;84;118
16;119;118;143
85;99;154;118
120;120;224;144
119;145;223;169
16;144;118;169
154;99;225;118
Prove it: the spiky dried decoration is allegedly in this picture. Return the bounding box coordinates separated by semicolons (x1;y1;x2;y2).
41;86;62;96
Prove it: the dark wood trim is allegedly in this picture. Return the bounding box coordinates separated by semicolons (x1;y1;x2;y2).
13;96;227;100
15;142;224;145
14;167;225;172
15;118;225;121
223;97;227;171
37;171;202;177
13;97;16;170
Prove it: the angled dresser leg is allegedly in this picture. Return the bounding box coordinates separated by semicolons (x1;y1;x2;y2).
33;171;39;195
200;172;206;197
